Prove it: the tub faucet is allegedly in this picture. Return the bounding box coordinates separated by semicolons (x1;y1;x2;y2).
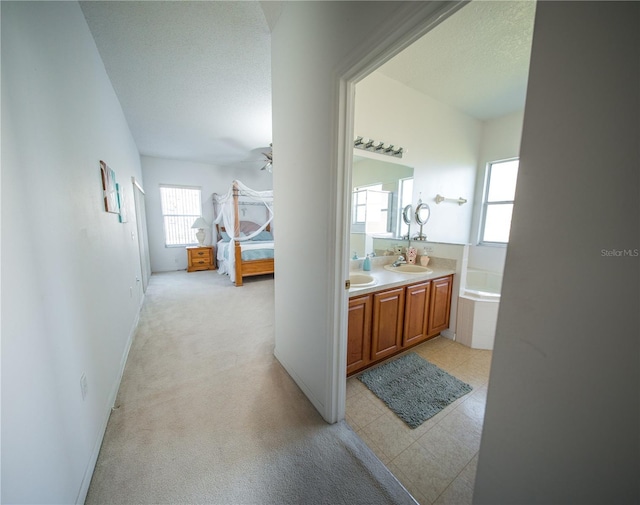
391;255;406;267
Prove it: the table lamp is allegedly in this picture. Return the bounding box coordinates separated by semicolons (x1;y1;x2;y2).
191;217;208;246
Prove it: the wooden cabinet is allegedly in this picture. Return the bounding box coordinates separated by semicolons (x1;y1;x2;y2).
346;274;453;375
347;295;372;375
427;275;453;336
187;246;215;272
403;281;431;347
371;287;405;361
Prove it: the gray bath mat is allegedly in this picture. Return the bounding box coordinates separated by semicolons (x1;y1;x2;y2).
358;352;472;428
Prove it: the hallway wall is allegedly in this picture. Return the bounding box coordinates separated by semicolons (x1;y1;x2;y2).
474;2;640;503
1;3;145;503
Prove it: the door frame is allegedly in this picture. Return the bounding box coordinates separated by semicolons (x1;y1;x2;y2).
132;177;151;293
327;1;468;422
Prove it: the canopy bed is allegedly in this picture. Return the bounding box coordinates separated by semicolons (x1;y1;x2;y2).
213;180;274;286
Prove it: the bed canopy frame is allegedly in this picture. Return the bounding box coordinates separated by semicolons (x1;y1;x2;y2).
212;180;274;286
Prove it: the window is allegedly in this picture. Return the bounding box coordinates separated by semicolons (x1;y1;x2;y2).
480;159;519;244
352;184;391;233
353;187;369;224
159;185;202;247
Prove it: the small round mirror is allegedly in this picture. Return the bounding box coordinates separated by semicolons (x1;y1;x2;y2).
415;202;431;225
402;204;412;225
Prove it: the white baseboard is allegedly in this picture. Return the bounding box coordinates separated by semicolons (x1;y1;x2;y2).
75;296;143;504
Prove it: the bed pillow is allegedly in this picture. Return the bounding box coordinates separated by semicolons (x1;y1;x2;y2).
220;231;253;241
252;231;273;241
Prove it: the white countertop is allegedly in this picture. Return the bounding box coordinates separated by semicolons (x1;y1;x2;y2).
349;263;456;297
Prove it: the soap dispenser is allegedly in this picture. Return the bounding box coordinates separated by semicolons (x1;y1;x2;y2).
420;247;430;267
363;254;371;271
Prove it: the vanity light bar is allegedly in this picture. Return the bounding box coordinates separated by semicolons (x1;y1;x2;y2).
354;136;404;158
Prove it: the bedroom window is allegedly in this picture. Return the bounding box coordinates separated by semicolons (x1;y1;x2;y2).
159;185;202;247
480;158;519;245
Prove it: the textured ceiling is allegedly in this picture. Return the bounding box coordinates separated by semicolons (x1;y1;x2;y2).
80;1;535;167
81;1;272;166
378;1;536;120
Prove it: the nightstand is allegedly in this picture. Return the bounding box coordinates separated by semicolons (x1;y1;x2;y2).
187;245;215;272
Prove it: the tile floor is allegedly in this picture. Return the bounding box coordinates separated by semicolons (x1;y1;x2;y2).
346;336;492;505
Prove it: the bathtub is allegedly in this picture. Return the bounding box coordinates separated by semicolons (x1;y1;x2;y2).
456;269;502;350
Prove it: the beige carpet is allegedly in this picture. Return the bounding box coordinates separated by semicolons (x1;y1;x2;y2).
86;271;416;504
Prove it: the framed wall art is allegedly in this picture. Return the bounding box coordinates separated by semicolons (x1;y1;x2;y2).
100;160;118;213
116;182;128;223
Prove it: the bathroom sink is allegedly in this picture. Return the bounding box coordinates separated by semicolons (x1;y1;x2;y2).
349;273;376;288
384;264;433;274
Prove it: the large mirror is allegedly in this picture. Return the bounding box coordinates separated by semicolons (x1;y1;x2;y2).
350;155;413;258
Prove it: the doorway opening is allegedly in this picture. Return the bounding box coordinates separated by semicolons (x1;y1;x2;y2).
336;2;535;502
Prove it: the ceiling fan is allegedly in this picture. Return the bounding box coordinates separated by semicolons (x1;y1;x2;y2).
232;144;273;172
260;148;273;173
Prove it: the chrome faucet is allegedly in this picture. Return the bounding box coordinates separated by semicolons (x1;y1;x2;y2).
391;255;406;267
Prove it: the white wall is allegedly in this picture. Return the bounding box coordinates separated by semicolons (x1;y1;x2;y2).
466;245;506;274
356;71;481;244
141;156;271;272
477;110;525;176
1;2;146;503
271;0;414;420
474;2;639;503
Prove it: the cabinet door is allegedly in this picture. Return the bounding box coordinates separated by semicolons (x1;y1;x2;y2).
371;287;405;361
347;295;372;375
427;275;453;337
403;281;431;347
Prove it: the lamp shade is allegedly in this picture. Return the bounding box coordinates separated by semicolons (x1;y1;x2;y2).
191;217;208;229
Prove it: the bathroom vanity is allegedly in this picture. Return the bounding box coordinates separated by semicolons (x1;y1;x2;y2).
347;266;454;376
